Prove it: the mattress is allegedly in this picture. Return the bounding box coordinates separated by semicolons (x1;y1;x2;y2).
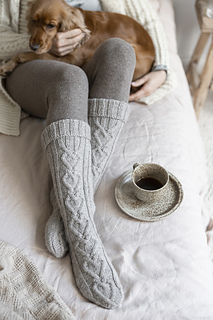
1;0;213;318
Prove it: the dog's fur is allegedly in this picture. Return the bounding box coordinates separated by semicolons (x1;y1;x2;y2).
0;0;155;81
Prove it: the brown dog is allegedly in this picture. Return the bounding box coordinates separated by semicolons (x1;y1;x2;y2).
0;0;155;81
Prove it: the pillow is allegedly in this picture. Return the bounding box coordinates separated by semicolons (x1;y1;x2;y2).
65;0;85;7
66;0;102;11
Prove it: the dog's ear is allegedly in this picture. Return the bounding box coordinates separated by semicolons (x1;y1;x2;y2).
59;7;91;45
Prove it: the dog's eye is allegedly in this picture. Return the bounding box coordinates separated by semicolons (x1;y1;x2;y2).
46;24;55;29
32;19;37;24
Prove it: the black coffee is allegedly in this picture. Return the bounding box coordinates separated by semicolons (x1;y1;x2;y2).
136;177;163;190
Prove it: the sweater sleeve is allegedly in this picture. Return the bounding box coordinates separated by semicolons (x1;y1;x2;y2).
123;0;169;69
0;1;29;61
100;0;176;104
100;0;168;68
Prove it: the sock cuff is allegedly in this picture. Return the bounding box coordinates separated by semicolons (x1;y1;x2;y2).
88;98;131;123
41;119;91;150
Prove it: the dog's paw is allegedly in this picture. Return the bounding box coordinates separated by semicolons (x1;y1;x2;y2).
0;59;18;77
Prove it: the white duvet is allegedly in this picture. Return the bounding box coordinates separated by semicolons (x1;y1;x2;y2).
0;0;213;319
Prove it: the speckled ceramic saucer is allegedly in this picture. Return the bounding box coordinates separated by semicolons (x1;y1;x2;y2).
115;170;183;221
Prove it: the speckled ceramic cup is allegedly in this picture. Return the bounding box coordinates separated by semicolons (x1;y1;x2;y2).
132;163;169;203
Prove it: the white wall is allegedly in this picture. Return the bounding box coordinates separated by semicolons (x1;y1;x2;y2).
173;0;201;70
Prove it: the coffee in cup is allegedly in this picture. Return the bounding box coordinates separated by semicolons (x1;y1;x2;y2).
132;163;169;203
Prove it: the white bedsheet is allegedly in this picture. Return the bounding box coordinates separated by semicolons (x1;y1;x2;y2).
1;0;213;318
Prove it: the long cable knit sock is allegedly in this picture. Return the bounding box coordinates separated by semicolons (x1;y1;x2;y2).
89;99;130;191
41;119;123;309
45;99;130;258
45;188;69;258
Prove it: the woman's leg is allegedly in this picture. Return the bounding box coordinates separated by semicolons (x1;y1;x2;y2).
5;60;123;309
6;60;89;258
83;38;136;189
46;39;136;258
83;37;135;102
5;60;88;124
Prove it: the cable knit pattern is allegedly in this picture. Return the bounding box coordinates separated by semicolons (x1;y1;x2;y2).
0;0;29;60
19;0;29;34
0;0;29;136
89;99;130;191
0;34;29;60
45;99;130;259
45;188;69;258
41;119;123;309
0;240;76;320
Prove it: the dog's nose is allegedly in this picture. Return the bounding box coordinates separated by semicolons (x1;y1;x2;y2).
30;43;40;51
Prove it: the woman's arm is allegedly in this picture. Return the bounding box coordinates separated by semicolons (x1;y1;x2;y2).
101;0;169;67
0;1;30;61
129;70;167;102
49;29;85;56
0;25;29;61
0;0;84;60
100;0;176;104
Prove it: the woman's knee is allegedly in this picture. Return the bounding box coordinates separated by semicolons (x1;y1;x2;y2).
45;62;89;124
6;59;89;101
5;60;89;121
47;62;89;97
98;38;136;71
86;38;136;101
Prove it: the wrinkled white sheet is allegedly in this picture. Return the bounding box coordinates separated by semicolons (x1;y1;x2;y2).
1;0;213;319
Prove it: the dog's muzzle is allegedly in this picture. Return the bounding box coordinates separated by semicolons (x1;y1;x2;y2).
30;43;40;51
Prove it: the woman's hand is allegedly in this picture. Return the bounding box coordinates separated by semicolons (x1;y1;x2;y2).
129;70;167;102
49;29;84;56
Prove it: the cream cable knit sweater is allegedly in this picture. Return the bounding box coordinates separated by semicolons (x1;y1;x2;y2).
0;240;76;319
100;0;176;104
0;0;175;136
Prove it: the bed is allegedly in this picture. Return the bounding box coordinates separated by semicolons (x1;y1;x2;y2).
1;0;213;318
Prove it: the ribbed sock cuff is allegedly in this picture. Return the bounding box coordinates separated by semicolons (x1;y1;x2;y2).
88;98;131;123
41;119;91;151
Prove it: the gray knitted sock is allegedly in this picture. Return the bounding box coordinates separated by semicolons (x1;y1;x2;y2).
89;99;130;191
41;119;123;309
45;188;69;258
45;99;130;258
0;240;75;320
